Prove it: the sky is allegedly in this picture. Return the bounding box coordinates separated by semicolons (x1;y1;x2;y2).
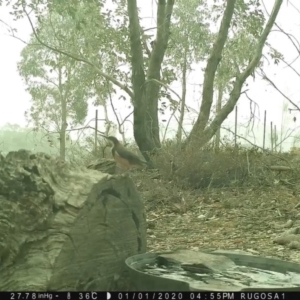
1;1;300;150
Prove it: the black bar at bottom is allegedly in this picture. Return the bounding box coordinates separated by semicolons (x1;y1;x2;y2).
1;291;299;300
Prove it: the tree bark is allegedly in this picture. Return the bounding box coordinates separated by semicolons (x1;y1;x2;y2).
127;0;174;160
187;0;283;147
176;45;188;144
188;0;236;143
0;150;146;291
214;85;223;151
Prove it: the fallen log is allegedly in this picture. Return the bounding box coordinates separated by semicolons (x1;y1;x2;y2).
0;150;146;291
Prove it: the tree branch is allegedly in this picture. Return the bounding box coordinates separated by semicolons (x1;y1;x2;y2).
193;0;236;134
202;0;283;143
127;0;146;105
262;72;300;111
147;0;174;78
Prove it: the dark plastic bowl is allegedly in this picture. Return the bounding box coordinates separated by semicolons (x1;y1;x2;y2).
125;251;300;291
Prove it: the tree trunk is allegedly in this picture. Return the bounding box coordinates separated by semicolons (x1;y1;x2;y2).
214;85;223;151
187;0;283;147
176;45;188;144
0;150;146;291
127;0;174;160
188;0;236;143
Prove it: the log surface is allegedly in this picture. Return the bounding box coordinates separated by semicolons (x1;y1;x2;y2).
0;150;146;291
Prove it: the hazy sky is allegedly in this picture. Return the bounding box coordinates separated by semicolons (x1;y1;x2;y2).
1;1;300;149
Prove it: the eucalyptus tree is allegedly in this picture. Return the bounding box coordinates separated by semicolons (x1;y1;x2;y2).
5;0;283;160
18;12;94;160
162;0;212;143
187;0;283;146
4;0;174;161
17;1;127;160
212;1;265;149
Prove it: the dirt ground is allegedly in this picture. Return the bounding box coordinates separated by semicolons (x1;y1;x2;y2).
132;172;300;264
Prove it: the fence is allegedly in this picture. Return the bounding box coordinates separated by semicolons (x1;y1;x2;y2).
221;107;300;153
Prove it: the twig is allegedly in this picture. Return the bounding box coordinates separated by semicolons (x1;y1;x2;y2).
261;71;300;111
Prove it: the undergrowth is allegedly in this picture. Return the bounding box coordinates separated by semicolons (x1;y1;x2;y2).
152;140;300;190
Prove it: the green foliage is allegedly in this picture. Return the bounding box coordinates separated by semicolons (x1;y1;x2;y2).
17;0;133;129
170;0;212;64
156;0;277;119
18;12;92;130
156;0;212;116
213;0;266;92
5;0;284;151
48;0;132;106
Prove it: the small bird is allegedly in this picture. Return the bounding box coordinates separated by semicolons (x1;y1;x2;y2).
105;136;148;170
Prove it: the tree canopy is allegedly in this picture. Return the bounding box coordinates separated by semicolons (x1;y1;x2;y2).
2;0;284;160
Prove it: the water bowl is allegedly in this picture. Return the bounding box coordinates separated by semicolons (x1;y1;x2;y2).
125;250;300;291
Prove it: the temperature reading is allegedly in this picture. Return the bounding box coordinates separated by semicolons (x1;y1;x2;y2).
79;292;98;300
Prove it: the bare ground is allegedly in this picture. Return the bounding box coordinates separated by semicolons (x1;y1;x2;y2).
132;171;300;264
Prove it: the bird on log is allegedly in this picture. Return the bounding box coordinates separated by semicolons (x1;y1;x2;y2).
105;136;149;170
